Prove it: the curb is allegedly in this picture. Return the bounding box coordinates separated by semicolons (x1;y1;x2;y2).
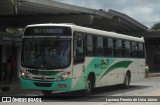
148;73;160;78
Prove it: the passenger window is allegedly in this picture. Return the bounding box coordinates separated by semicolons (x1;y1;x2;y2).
116;39;122;57
124;41;131;57
96;36;104;56
113;39;117;57
106;38;114;57
131;42;138;57
86;35;94;56
138;43;145;58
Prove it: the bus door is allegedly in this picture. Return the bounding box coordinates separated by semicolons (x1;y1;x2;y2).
72;33;85;90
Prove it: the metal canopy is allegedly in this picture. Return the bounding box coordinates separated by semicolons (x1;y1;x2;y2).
0;0;148;32
0;0;113;18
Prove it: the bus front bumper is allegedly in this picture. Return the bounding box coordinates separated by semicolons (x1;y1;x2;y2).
19;77;72;92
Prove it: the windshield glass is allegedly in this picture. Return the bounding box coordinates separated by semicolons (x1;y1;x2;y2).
21;38;71;69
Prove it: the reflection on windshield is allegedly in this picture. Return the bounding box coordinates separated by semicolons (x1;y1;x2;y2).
22;38;71;69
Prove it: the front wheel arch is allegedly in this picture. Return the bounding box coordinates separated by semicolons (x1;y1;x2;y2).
85;72;96;95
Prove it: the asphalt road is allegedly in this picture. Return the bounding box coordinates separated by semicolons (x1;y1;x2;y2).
1;77;160;104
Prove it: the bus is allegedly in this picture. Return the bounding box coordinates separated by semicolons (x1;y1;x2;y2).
20;23;145;95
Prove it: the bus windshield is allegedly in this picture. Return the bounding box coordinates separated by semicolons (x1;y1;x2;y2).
21;38;71;69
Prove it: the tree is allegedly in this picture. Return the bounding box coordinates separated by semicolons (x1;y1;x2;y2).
150;21;160;31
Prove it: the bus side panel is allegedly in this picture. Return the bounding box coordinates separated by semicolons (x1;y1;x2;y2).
99;58;128;86
96;58;136;87
128;59;139;82
138;59;145;80
71;62;86;91
71;57;107;91
84;57;117;88
71;57;145;91
129;58;145;82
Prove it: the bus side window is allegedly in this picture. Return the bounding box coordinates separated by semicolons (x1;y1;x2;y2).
107;38;114;57
116;39;122;57
113;39;117;57
138;43;145;58
104;37;108;56
86;35;94;56
96;36;104;56
124;40;131;57
131;42;138;58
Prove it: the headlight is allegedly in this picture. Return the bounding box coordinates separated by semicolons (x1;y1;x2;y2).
20;70;31;80
57;72;70;81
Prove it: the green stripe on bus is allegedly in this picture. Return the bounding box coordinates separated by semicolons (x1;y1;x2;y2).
72;58;116;90
99;61;133;80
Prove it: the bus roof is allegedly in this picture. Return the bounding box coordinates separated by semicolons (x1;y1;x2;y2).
26;23;144;42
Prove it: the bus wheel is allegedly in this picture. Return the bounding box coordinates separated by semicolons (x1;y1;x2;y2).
85;75;95;95
122;72;130;89
41;90;53;96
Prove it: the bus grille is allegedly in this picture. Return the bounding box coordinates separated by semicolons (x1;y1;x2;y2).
34;82;52;87
27;69;59;76
33;77;55;81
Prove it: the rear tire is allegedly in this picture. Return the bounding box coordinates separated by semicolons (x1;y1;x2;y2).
122;73;130;89
41;90;53;96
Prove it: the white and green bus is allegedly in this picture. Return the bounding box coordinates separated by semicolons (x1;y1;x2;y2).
20;23;145;95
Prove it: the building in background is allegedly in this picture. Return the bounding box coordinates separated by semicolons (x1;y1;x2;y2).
0;0;159;82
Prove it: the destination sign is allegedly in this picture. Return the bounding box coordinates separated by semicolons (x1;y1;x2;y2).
33;29;63;34
24;26;71;36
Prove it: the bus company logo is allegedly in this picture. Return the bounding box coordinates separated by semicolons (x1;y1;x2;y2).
94;59;110;69
41;76;45;80
101;59;105;65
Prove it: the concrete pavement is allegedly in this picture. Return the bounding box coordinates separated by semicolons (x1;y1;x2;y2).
1;78;160;105
1;76;160;105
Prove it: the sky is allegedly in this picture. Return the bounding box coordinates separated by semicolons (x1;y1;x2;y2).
53;0;160;28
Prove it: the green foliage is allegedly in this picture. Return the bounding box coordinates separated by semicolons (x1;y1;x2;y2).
150;21;160;31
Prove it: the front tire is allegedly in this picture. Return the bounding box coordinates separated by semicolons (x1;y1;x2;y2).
85;75;95;95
